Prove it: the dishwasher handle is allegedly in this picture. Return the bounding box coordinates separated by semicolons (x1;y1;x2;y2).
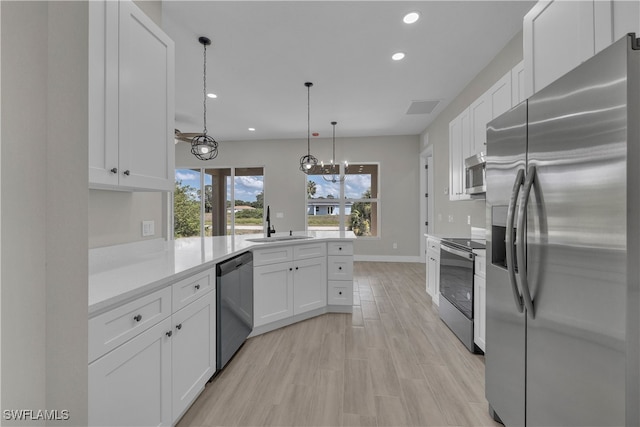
217;251;253;276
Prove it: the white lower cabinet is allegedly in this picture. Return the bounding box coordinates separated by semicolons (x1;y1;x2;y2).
473;250;487;352
327;242;354;306
253;261;294;327
293;256;327;315
253;243;328;328
171;290;215;424
425;237;440;306
89;317;172;426
89;269;216;426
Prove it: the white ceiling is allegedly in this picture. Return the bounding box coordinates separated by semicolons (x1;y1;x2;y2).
162;1;535;142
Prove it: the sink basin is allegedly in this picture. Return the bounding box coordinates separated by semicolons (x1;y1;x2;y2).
246;235;313;242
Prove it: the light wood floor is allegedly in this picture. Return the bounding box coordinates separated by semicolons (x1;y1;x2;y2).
177;262;501;427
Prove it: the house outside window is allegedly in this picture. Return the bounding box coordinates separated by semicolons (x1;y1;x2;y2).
173;167;264;239
306;163;379;237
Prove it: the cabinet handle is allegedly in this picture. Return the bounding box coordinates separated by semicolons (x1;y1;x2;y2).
176;324;182;330
195;284;201;290
133;314;142;322
110;167;118;174
166;331;173;337
123;170;130;176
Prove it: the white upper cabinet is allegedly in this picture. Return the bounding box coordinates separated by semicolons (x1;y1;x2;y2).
469;95;490;157
89;0;175;191
449;108;471;201
511;60;526;106
524;0;640;98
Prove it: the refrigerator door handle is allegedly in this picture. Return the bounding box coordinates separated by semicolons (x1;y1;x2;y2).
517;165;536;318
506;168;525;313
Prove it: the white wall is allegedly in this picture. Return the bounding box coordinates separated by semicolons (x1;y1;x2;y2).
421;30;524;237
1;2;88;425
175;134;422;261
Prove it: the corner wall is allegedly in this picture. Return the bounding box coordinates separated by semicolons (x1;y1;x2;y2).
421;31;524;237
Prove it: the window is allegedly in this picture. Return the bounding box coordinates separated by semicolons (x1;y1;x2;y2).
173;167;264;239
306;163;379;237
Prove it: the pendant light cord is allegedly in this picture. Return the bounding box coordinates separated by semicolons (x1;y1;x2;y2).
203;42;208;135
307;83;311;155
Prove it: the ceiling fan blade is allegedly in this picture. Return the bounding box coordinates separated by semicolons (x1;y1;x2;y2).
174;129;201;144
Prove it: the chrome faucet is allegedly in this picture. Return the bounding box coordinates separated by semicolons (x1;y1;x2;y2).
266;205;275;237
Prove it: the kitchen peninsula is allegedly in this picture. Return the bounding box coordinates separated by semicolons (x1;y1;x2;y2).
88;232;354;426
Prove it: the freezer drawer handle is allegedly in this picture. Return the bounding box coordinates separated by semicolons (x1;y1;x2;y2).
517;165;536;319
506;168;525;313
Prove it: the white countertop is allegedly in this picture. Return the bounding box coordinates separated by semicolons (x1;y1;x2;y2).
89;231;354;316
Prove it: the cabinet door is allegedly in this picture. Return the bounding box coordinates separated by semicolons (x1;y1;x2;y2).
254;262;293;327
469;94;490;156
524;0;595;97
473;274;486;352
88;0;119;187
293;257;327;315
89;317;172;427
427;255;438;302
511;60;526;106
490;71;512;120
118;0;175;191
172;291;216;423
448;108;470;201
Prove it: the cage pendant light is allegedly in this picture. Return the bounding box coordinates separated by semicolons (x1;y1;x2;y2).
191;36;219;161
299;82;318;174
321;121;348;183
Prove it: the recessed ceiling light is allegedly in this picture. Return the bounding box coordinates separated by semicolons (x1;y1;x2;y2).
403;12;420;24
207;93;217;99
248;127;256;132
392;52;406;61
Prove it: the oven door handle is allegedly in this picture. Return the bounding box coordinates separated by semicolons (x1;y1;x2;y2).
440;244;473;260
506;168;525;313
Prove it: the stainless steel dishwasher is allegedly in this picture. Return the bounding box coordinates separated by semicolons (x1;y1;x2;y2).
216;251;253;370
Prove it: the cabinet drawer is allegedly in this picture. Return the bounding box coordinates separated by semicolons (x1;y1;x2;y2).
327;241;353;256
253;245;293;266
89;286;171;362
328;255;354;281
172;268;214;313
427;239;440;252
328;281;353;306
294;242;327;260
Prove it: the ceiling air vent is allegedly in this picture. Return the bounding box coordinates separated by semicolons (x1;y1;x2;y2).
406;99;440;115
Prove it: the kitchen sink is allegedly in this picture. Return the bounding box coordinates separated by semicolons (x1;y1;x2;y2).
246;235;313;242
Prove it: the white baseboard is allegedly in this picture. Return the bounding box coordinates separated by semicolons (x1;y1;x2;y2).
353;255;423;263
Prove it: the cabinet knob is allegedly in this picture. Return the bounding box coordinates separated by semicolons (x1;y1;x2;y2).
166;331;173;337
289;267;293;271
339;247;342;251
338;266;342;270
295;266;299;270
176;324;182;330
195;284;201;290
338;291;342;295
123;170;130;176
133;314;142;322
110;167;118;174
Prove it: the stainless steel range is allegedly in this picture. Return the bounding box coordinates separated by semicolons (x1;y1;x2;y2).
438;238;485;353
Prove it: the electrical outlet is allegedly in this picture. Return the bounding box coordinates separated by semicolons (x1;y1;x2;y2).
393;243;398;249
142;220;155;237
276;212;284;219
448;215;454;223
467;215;471;225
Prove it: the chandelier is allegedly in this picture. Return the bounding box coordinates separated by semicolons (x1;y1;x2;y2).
321;121;348;183
190;36;219;161
299;82;318;173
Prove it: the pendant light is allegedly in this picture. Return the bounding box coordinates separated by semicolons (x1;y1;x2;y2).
299;82;318;173
321;121;348;183
191;36;219;161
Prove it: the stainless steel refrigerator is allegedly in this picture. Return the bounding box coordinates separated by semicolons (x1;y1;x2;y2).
485;34;640;426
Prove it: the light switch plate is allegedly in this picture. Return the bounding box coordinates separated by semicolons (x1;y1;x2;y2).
142;220;155;237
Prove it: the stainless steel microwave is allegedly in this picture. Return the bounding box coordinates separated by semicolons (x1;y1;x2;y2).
464;153;486;196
